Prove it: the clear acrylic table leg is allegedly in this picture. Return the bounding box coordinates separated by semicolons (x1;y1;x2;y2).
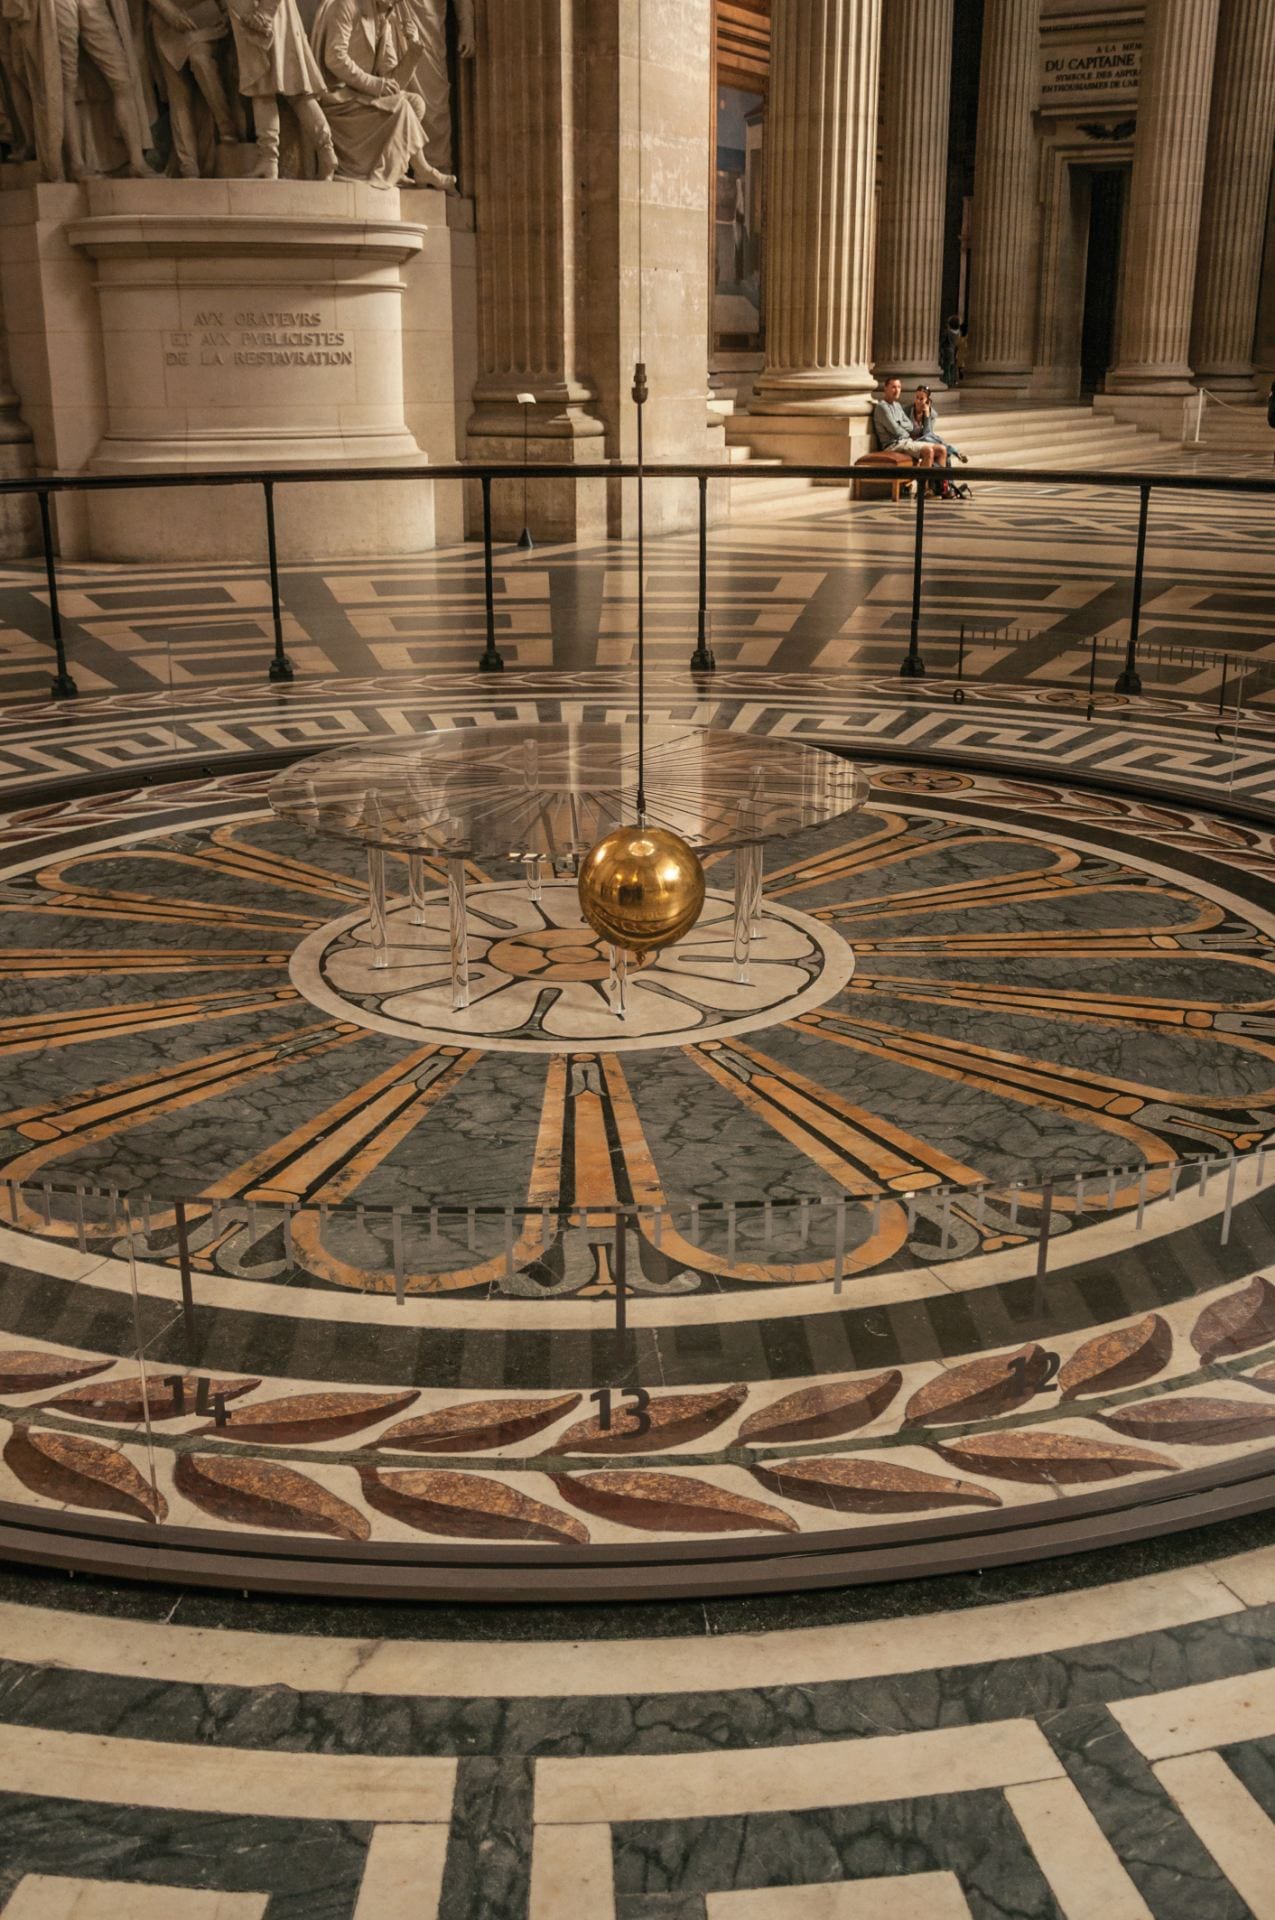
524;853;543;902
368;848;388;969
448;856;470;1010
733;843;759;984
609;943;627;1018
408;852;428;924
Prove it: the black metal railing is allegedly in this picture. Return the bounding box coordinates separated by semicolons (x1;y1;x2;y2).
4;458;1272;698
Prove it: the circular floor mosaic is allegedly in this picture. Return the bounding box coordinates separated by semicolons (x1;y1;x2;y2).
5;758;1275;1595
289;880;855;1052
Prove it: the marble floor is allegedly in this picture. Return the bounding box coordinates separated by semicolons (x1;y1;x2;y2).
3;475;1275;1910
2;462;1275;703
2;1515;1275;1915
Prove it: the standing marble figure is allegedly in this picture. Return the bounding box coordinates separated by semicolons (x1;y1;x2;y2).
225;0;336;178
41;0;152;178
148;0;238;177
396;0;472;174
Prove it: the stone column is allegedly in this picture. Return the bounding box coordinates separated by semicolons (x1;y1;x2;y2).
467;0;716;539
1106;0;1221;394
466;0;606;540
873;0;954;389
962;0;1041;392
1191;0;1275;391
751;0;883;426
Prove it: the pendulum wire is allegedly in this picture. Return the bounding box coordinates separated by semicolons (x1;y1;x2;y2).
634;0;646;822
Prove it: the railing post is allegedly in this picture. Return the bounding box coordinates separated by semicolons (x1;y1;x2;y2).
1115;481;1150;694
478;473;504;672
262;480;294;683
900;467;926;677
689;470;715;671
38;490;77;699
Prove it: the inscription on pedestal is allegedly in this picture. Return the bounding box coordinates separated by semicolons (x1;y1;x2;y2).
163;308;354;370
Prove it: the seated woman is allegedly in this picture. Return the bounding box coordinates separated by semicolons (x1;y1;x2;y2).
309;0;454;190
910;385;970;497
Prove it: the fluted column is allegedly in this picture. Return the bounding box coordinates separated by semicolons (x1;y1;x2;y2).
1191;0;1275;390
468;0;599;428
963;0;1041;390
1107;0;1221;393
465;0;605;537
752;0;883;414
873;0;954;388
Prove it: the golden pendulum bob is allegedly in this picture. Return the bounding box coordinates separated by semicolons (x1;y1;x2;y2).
577;825;706;954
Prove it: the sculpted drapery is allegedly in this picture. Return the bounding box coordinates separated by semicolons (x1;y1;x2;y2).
0;0;471;181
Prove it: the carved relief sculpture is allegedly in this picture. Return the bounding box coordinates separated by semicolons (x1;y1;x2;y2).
0;0;476;182
147;0;237;176
396;0;471;174
309;0;454;189
0;0;38;160
33;0;153;177
225;0;336;178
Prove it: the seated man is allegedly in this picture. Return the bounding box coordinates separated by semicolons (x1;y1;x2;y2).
872;376;948;492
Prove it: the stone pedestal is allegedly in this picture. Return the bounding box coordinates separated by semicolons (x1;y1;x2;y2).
1107;0;1221;395
1190;0;1275;392
963;0;1041;393
0;176;472;561
873;0;954;390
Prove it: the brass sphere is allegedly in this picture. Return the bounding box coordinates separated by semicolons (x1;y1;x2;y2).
577;825;706;953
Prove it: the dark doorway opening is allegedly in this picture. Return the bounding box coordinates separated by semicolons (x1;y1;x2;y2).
1080;167;1127;394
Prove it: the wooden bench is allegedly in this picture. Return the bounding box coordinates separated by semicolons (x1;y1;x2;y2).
852;450;916;501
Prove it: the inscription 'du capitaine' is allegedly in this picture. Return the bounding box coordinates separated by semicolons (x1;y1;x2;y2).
162;308;353;369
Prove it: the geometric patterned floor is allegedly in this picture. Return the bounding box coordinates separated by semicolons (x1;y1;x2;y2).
5;683;1275;1594
3;476;1275;702
4;483;1275;1910
2;1517;1275;1916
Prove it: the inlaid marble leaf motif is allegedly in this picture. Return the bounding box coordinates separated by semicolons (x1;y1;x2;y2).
1058;1315;1173;1399
51;1374;262;1424
739;1372;903;1445
377;1394;582;1454
1191;1278;1275;1365
1243;1361;1275;1393
904;1346;1053;1427
0;1350;112;1395
934;1430;1175;1484
360;1467;589;1545
554;1385;748;1454
4;1427;166;1522
751;1456;1002;1514
195;1389;418;1445
552;1470;798;1535
1101;1396;1275;1445
174;1453;370;1540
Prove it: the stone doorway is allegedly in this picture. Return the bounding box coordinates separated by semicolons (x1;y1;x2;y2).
1079;164;1129;394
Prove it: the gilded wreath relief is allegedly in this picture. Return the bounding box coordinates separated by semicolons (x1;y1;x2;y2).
0;0;473;184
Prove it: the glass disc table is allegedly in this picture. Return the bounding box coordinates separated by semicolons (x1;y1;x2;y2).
268;724;870;1013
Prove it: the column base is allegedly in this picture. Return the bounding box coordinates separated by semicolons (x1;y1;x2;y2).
465;410;607;544
960;369;1032;395
0;428;38;559
750;368;875;416
733;409;875;471
1192;367;1261;394
1104;364;1197;396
